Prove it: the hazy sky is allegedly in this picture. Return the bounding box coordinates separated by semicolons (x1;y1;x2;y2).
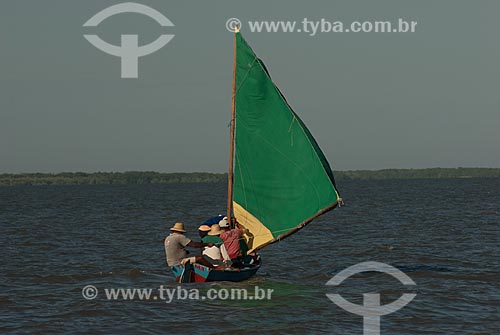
1;0;499;173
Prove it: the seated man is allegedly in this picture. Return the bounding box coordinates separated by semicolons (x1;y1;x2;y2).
201;224;231;267
198;225;211;239
219;217;250;267
164;222;213;267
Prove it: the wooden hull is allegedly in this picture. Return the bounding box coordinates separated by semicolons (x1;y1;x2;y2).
171;256;261;283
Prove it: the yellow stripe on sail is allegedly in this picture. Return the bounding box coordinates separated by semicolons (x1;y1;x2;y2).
233;201;273;253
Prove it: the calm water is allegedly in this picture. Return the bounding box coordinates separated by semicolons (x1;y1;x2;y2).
1;179;499;334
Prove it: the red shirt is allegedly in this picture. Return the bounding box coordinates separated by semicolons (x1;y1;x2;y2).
220;229;244;259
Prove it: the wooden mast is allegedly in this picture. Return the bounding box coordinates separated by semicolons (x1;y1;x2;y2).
226;25;239;223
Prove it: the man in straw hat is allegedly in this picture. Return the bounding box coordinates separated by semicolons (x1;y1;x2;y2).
164;222;213;267
198;225;211;239
200;224;232;268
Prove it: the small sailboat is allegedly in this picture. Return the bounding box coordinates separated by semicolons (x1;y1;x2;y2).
172;28;341;283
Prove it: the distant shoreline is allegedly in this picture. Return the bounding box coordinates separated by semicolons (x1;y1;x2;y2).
0;168;499;186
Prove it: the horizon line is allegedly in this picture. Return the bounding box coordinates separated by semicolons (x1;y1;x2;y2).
1;167;500;175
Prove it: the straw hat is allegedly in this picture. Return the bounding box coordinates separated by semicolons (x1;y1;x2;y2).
170;222;186;233
198;225;211;232
208;224;222;236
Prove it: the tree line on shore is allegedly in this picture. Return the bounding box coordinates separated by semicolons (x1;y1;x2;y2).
0;168;499;186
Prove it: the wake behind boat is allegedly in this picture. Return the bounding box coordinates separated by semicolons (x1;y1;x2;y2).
167;27;342;283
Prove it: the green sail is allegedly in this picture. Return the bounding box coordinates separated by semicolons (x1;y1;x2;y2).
232;32;340;252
